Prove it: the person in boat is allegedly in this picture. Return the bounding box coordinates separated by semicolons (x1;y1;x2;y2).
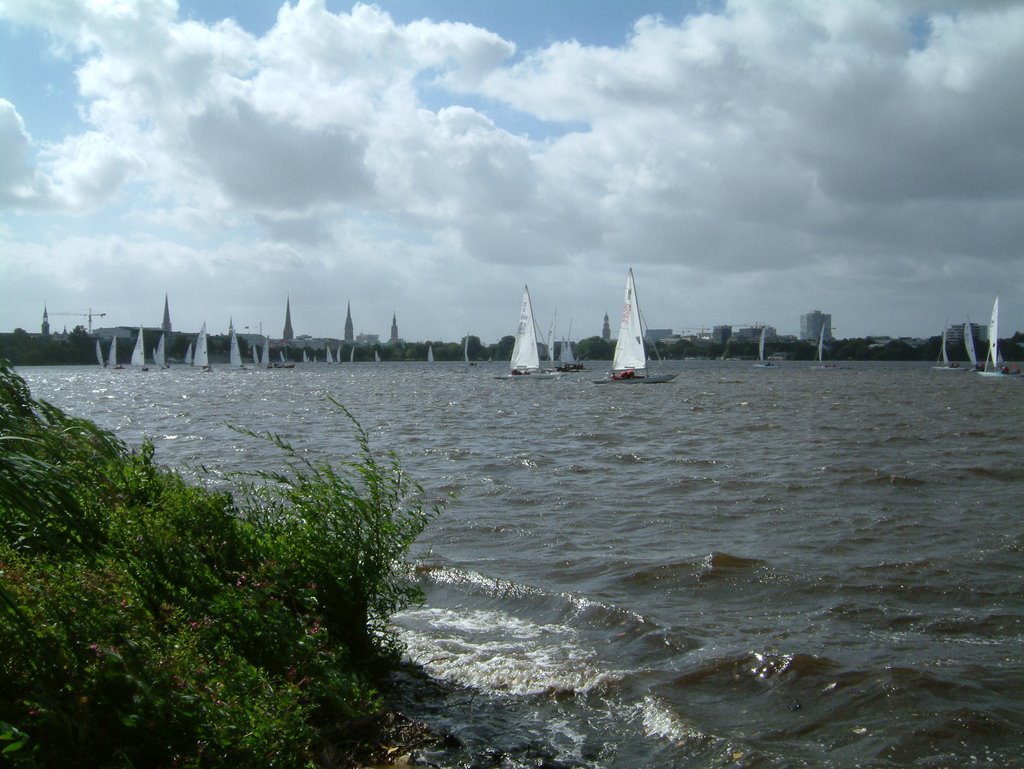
511;368;527;376
613;368;635;380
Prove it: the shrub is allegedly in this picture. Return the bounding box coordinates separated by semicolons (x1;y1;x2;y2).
0;362;439;767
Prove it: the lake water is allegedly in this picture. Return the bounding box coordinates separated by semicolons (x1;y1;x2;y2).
19;360;1024;768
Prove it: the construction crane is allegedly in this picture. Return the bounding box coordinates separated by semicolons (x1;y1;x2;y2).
52;308;106;333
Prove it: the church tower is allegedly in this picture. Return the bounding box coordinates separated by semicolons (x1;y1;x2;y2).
602;312;611;341
41;305;50;336
162;294;172;335
283;296;294;341
390;312;399;344
344;302;354;343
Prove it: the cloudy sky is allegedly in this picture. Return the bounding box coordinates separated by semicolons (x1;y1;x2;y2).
2;0;1022;343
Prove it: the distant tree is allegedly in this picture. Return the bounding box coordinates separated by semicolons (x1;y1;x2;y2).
575;336;613;360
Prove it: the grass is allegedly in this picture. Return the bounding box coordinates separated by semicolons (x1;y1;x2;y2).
0;361;441;767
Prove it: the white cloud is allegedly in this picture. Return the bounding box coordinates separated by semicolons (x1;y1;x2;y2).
1;0;1023;340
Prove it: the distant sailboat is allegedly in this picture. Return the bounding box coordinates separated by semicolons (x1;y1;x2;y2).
131;326;148;370
326;345;335;364
496;285;558;379
595;268;674;383
261;336;270;367
251;343;259;366
964;321;978;370
184;343;193;366
754;326;774;367
374;349;381;363
978;296;1018;376
932;328;961;370
427;344;434;363
108;336;122;369
154;333;167;368
229;329;244;368
193;323;211;370
556;325;584;372
96;339;104;367
349;345;355;363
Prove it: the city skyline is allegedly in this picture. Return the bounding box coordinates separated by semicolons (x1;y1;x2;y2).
2;1;1023;341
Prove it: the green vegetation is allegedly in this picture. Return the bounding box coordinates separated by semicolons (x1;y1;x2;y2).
0;361;440;767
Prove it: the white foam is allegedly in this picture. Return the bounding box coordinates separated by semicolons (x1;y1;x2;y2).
395;605;618;696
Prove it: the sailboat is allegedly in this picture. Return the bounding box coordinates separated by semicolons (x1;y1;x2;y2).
496;285;559;379
154;333;168;368
595;268;674;383
932;328;961;370
130;326;148;370
184;343;193;366
251;343;259;366
964;321;979;370
326;345;335;364
556;323;584;372
96;339;104;367
978;296;1018;376
193;323;211;370
754;326;774;367
813;325;837;368
107;336;123;369
260;336;270;367
374;349;381;363
229;329;244;368
427;344;434;363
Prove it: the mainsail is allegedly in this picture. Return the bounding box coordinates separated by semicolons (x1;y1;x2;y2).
612;269;647;373
509;285;541;372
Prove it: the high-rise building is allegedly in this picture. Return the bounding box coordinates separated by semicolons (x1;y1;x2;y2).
800;310;832;341
602;312;611;341
344;302;354;343
390;312;399;344
283;296;294;341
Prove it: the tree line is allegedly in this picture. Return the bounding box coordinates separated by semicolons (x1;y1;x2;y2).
2;325;1021;366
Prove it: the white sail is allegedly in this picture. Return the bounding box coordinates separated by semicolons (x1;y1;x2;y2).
131;327;146;367
510;285;541;372
193;323;209;368
427;344;434;363
984;296;1000;372
817;325;825;363
758;327;766;362
326;345;334;364
964;321;977;367
184;342;193;366
374;349;381;362
154;333;167;368
279;350;286;364
96;339;104;367
940;329;949;366
261;336;270;366
229;329;242;367
612;270;646;373
252;342;259;365
349;345;354;363
302;349;309;363
463;335;470;364
338;345;344;363
107;336;118;368
559;337;577;365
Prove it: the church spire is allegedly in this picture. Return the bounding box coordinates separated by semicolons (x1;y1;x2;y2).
344;301;354;343
162;294;172;334
42;304;50;336
390;311;399;344
283;296;294;341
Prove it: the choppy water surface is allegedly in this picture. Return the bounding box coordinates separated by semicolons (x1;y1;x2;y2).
21;361;1024;768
